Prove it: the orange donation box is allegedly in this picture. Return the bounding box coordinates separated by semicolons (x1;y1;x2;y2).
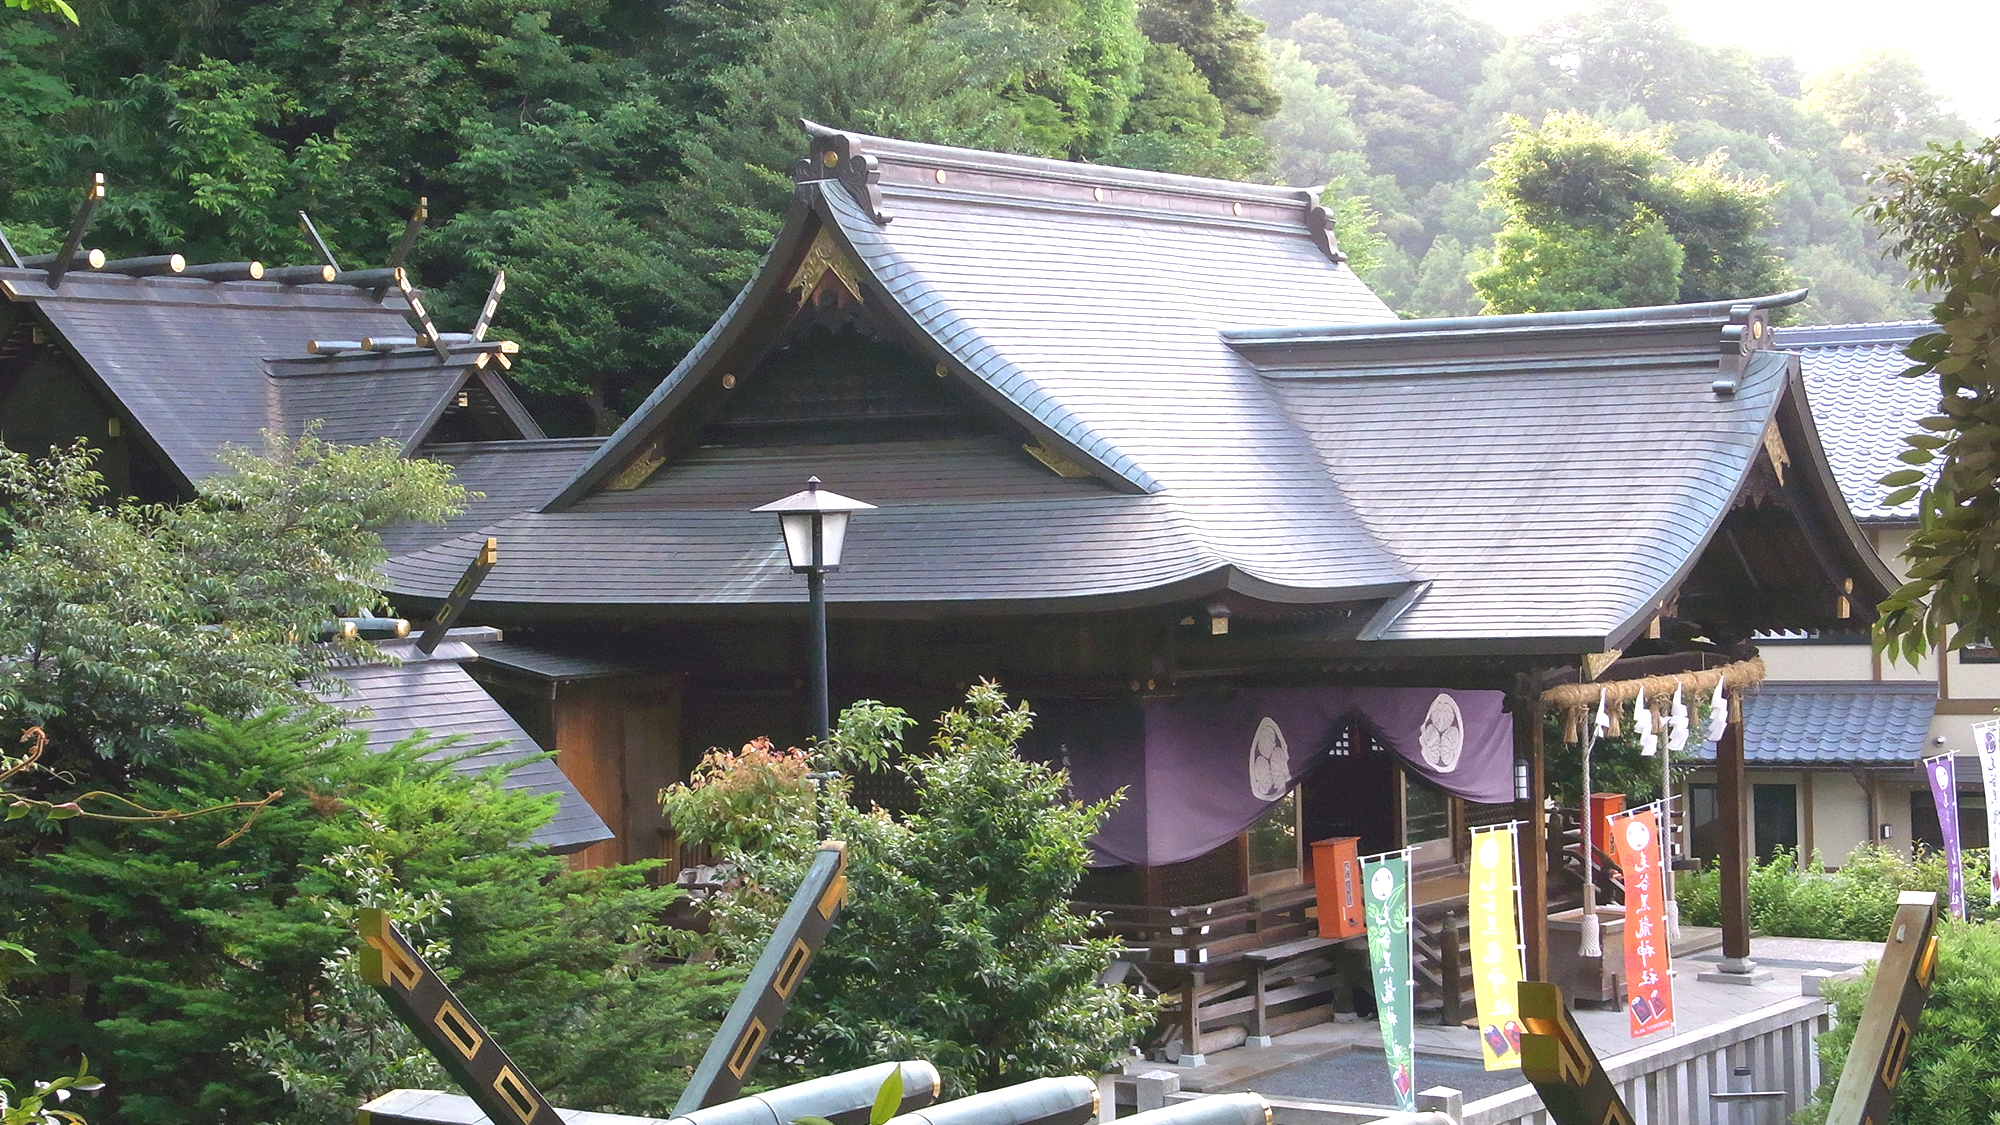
1311;836;1365;938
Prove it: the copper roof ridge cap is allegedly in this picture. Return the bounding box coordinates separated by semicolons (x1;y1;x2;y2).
877;180;1312;230
800;119;1315;207
1224;291;1810;344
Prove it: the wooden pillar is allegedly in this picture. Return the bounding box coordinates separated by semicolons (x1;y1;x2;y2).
1716;696;1752;965
1515;692;1550;982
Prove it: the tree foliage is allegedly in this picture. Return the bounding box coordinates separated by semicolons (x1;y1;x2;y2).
665;684;1155;1098
2;709;733;1125
1803;917;2000;1125
1868;134;2000;664
1254;0;1964;321
1472;112;1790;314
0;435;462;775
0;0;1278;432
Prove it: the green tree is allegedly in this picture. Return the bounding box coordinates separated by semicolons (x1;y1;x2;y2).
667;685;1155;1097
1804;49;1972;180
1472;113;1791;314
1868;134;2000;664
4;709;733;1125
0;434;462;775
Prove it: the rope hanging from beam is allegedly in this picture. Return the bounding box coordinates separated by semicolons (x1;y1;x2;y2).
1542;655;1764;743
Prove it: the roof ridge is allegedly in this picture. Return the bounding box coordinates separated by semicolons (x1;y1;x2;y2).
795;121;1347;261
799;120;1319;205
1224;291;1809;345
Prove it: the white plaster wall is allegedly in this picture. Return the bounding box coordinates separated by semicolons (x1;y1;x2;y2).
1813;773;1873;864
1760;644;1874;681
1946;649;2000;701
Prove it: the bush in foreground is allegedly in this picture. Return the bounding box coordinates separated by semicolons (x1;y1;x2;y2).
663;683;1155;1097
1803;919;2000;1125
1678;845;1994;941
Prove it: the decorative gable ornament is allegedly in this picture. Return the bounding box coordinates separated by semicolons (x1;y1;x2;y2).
788;227;864;307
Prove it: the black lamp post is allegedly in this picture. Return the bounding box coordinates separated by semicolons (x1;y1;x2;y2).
756;477;875;744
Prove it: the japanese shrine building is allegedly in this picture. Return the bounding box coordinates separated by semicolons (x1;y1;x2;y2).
375;124;1894;991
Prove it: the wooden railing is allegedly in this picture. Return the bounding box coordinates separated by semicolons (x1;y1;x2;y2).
1411;907;1470;1027
1080;885;1340;1060
1349;993;1831;1125
1548;807;1624;910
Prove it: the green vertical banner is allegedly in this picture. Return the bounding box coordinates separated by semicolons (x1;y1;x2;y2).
1363;851;1416;1111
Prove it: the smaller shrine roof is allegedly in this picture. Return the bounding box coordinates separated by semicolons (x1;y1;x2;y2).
1692;680;1938;766
319;633;612;852
1777;321;1934;523
1;266;537;489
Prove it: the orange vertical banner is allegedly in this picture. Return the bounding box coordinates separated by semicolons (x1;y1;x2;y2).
1613;807;1674;1037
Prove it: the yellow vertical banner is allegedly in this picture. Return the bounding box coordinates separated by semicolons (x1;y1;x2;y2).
1468;827;1524;1070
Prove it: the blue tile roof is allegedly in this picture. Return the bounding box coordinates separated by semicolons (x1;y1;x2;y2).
1778;321;1935;522
1693;680;1938;765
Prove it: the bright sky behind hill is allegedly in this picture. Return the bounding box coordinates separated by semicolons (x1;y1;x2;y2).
1460;0;2000;131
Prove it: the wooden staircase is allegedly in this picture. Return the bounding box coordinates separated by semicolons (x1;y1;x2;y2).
1412;905;1473;1025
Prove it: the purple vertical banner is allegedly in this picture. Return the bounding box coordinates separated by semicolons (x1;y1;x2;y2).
1923;753;1967;921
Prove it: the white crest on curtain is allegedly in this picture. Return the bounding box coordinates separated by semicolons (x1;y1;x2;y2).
1249;716;1290;801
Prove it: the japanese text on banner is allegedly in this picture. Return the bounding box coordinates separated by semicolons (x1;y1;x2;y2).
1362;853;1416;1111
1976;721;2000;907
1467;828;1524;1070
1924;754;1967;920
1613;808;1674;1038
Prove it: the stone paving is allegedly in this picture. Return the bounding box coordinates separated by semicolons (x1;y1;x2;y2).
1162;931;1883;1110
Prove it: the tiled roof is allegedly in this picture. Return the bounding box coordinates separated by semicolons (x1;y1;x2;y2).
380;126;1890;649
0;267;535;486
380;437;605;558
318;641;612;852
1692;680;1938;765
1777;321;1934;522
1238;303;1822;644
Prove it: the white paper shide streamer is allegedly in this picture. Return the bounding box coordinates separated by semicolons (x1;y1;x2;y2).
1635;685;1658;757
1706;676;1728;742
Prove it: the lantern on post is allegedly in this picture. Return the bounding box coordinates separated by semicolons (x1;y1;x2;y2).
755;477;876;744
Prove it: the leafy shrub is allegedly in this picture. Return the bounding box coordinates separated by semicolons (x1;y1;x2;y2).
2;709;734;1125
665;684;1155;1097
1802;919;2000;1125
1678;845;1995;941
658;738;818;861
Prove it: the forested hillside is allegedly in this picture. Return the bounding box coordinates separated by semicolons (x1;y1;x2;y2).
0;0;1970;431
1254;0;1972;322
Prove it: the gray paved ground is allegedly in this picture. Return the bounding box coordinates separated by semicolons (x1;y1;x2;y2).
1172;933;1881;1110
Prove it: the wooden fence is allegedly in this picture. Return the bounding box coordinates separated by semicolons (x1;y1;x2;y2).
1367;993;1831;1125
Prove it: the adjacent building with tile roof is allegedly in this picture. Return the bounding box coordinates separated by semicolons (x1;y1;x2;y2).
1676;321;2000;867
0;253;611;851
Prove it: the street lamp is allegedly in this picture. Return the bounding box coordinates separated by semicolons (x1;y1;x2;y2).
756;477;876;744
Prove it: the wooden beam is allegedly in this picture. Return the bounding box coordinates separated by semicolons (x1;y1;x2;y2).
1824;892;1939;1125
181;261;263;281
1515;684;1550;982
387;197;428;273
472;269;506;341
264;263;337;285
97;254;185;276
394;267;453;362
47;174;105;289
1716;696;1752;963
332;267;396;288
0;225;21;268
297;210;341;272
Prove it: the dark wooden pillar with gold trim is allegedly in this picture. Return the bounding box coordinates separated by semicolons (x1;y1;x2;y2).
1514;685;1550;982
1716;693;1752;966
